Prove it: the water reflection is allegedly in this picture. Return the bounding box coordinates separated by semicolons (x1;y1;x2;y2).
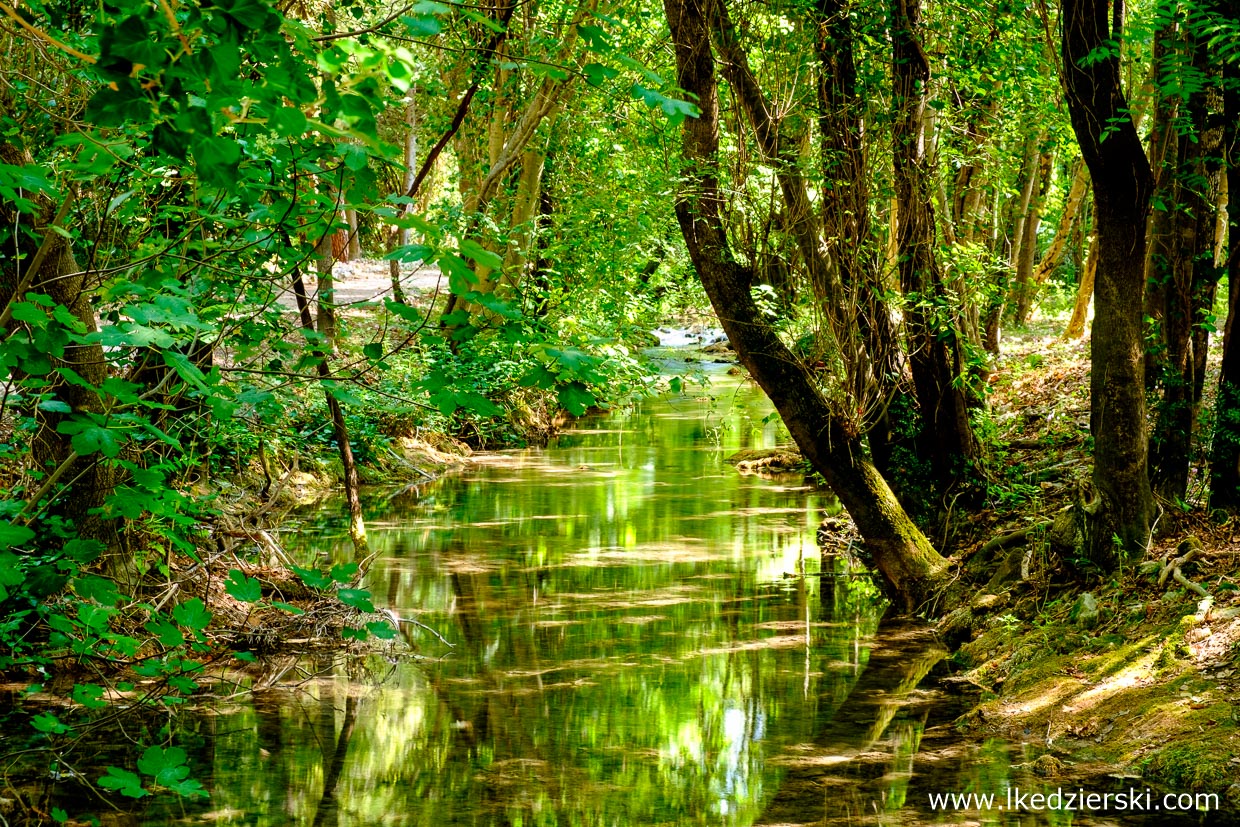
5;383;1228;825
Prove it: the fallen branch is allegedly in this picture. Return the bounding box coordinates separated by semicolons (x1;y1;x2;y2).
1150;537;1213;617
979;521;1051;559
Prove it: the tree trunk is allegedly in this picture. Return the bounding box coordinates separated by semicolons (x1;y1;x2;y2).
1062;232;1097;340
314;191;339;349
1011;140;1054;325
663;0;949;611
345;209;361;261
288;248;369;558
1062;0;1156;566
1034;159;1091;286
1150;25;1218;503
891;0;978;489
952;100;998;247
984;132;1038;347
1141;21;1179;392
498;134;554;294
388;98;418;306
814;0;901;468
0;148;119;551
708;1;848;372
1209;12;1240;512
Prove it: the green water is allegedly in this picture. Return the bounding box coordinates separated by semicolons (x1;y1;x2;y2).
4;381;1225;825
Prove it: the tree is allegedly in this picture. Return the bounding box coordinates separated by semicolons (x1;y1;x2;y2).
1208;0;1240;512
891;0;980;488
1061;0;1157;565
662;0;950;611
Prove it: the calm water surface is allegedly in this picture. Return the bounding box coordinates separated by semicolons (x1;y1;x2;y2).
7;381;1223;825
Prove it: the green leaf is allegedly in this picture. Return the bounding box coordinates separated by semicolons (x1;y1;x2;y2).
322;380;363;405
582;62;620;87
519;365;557;390
475;292;522;320
99;766;148;798
0;550;24;601
337;588;375;613
439;254;479;295
453;391;503;417
107;635;143;657
10;302;50;326
78;603;116;634
270;106;307;137
167;776;208;798
401;14;442;36
75;575;121;606
459;239;504;270
329;562;359;584
72;683;109;709
51;807;67;823
366;619;397;640
224;569;262;603
557;381;596;416
69;424;123;458
0;521;35;549
292;564;332;590
32;712;72;734
271;600;305;615
631;83;700;125
172;598;212;632
145;616;186;648
138;745;193;788
190;135;242;189
65;538;105;564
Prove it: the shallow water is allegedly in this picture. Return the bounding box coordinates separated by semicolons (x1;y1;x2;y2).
4;382;1228;825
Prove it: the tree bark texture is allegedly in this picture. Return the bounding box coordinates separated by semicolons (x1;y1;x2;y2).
1141;21;1179;392
1061;0;1156;565
663;0;948;611
1209;5;1240;512
1062;232;1097;340
891;0;978;487
288;254;369;558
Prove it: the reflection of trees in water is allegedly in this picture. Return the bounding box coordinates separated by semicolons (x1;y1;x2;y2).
310;693;358;827
195;388;893;825
754;622;946;826
390;558;884;826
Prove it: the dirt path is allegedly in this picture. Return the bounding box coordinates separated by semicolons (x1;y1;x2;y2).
277;260;446;310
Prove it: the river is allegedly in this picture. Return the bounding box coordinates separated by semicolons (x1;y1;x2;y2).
3;379;1224;825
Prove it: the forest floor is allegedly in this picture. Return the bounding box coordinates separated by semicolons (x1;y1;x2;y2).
941;322;1240;808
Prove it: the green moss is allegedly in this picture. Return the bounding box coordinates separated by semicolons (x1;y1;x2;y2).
1145;743;1236;791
